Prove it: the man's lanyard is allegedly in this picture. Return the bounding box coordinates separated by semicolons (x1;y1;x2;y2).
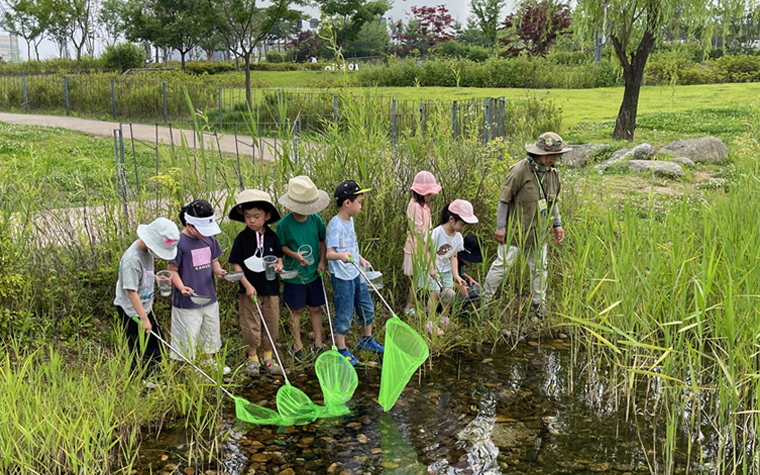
533;170;549;213
532;170;548;201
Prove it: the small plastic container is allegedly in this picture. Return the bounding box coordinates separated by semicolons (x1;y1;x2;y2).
263;255;278;281
156;270;173;297
298;245;314;265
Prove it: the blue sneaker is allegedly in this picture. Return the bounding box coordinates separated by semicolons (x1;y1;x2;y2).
338;348;359;366
357;336;384;354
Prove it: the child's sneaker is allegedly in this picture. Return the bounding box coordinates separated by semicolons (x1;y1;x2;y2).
338;348;359;366
403;307;415;316
357;336;384;354
440;316;450;328
244;358;260;377
310;343;325;358
289;345;306;363
202;358;232;375
263;358;282;375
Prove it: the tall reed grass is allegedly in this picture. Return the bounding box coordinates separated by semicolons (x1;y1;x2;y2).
552;111;760;472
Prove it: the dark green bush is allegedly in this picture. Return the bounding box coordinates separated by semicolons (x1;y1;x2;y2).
435;40;490;62
101;43;146;73
266;51;286;63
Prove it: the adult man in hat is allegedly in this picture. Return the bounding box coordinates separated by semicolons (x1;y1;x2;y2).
483;132;570;316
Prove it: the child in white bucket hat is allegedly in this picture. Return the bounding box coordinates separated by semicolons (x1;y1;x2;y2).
276;176;330;363
167;200;231;375
114;217;180;374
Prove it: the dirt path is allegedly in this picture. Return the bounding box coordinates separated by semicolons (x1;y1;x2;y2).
0;112;281;161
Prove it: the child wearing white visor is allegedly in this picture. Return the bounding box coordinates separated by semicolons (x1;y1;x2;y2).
167;199;231;375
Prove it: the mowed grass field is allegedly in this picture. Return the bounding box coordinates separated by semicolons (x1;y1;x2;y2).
229;71;759;145
242;69;759;123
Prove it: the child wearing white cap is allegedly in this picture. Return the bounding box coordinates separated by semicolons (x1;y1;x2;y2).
167;200;230;375
424;200;478;333
113;217;180;374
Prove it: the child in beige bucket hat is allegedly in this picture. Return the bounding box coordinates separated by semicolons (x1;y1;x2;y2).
276;176;330;363
228;189;285;376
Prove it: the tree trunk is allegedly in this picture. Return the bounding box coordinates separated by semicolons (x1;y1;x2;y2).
611;28;656;141
180;50;186;70
244;52;251;109
613;70;642;141
27;41;31;62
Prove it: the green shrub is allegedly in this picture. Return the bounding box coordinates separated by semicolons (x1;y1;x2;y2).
712;54;760;83
435;40;490;62
101;43;146;72
266;51;286;63
356;56;621;89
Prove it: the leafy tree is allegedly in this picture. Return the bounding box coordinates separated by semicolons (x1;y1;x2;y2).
575;0;756;140
156;0;212;69
43;0;74;60
455;17;490;47
3;0;46;60
344;17;390;58
498;1;572;57
206;0;299;106
291;30;329;62
392;4;454;57
469;0;506;48
316;0;391;45
97;0;126;46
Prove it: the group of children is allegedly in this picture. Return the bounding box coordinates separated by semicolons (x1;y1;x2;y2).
113;172;482;378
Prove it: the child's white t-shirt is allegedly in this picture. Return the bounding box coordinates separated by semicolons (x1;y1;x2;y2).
430;226;464;274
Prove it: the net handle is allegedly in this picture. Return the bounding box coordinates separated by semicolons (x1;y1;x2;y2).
318;270;337;349
252;295;289;384
130;316;234;399
350;258;397;319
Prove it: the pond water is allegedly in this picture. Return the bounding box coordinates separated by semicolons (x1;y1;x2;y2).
133;339;705;475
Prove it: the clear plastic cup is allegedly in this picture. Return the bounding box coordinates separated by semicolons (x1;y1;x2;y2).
263;255;278;281
156;270;173;297
298;245;314;265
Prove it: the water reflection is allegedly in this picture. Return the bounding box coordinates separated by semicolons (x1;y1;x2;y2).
133;341;704;475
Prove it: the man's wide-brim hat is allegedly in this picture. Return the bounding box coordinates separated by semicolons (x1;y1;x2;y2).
278;176;330;215
229;189;281;224
525;132;572;156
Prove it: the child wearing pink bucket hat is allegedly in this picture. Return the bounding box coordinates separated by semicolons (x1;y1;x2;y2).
403;171;442;315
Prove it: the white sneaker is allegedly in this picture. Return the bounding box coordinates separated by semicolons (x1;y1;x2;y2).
202;358;231;375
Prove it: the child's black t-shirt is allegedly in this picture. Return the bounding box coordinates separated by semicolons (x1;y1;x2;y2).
229;226;284;295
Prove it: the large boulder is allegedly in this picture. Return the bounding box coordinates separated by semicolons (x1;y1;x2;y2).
562;144;610;168
595;143;656;172
659;137;729;163
628;160;685;178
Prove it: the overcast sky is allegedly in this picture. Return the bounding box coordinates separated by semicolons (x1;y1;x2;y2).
14;0;511;61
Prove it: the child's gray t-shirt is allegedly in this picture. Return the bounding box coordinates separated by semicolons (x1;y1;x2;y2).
113;241;155;316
